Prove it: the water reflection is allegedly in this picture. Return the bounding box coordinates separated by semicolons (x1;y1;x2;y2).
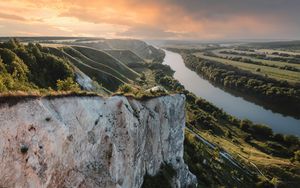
162;50;300;136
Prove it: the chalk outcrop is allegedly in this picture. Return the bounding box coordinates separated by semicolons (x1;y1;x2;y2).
0;94;196;188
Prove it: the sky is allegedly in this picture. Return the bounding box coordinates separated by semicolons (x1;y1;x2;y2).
0;0;299;41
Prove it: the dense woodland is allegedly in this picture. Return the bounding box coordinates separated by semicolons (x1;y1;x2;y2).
0;39;79;92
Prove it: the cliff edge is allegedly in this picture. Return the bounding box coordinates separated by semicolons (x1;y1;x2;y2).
0;94;196;187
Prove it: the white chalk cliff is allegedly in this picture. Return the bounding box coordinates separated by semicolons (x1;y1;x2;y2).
0;94;196;188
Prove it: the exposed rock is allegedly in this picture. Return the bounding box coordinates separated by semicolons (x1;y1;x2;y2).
145;86;168;94
0;94;196;188
75;68;110;95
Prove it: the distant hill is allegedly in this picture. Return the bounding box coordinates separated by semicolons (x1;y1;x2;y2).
71;39;165;63
0;37;166;63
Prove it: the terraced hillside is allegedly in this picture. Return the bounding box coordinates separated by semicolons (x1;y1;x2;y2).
46;46;127;91
38;39;163;92
71;46;140;79
72;39;165;63
104;50;147;71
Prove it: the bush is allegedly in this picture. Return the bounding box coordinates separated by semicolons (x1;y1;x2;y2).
284;135;299;146
117;84;134;93
142;163;176;188
293;150;300;162
56;77;80;92
240;119;251;131
251;124;273;138
273;133;284;143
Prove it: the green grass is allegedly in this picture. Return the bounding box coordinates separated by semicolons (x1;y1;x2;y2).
213;49;300;69
48;47;125;91
104;49;147;72
104;50;145;66
256;49;300;56
194;52;300;83
71;45;140;80
62;46;132;82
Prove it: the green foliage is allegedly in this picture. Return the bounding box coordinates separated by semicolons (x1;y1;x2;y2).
251;124;273;138
117;84;134;93
182;54;300;112
283;135;299;146
293;150;300;162
183;132;255;187
255;176;273;188
273;133;284;143
0;39;77;92
240;119;251;131
142;164;176;188
56;77;80;92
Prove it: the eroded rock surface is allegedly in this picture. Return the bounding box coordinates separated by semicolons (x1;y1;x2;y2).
0;94;196;188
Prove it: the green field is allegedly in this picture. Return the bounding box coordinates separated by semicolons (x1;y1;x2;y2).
194;52;300;83
213;49;300;69
257;49;300;56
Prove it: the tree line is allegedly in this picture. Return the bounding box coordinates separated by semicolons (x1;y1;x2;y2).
0;39;79;92
182;54;300;114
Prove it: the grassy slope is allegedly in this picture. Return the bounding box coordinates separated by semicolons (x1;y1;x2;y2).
105;39;163;61
62;46;131;82
71;46;140;79
104;49;147;72
73;39;165;62
47;47;124;91
104;49;145;65
194;52;300;83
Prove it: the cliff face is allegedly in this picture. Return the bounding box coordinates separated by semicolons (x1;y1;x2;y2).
0;94;196;188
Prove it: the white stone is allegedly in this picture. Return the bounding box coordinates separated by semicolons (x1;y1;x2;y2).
0;94;196;188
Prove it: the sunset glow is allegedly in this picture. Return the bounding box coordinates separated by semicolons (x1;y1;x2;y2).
0;0;299;40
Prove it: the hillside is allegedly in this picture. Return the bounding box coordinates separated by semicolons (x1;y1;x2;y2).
71;46;140;79
1;38;299;188
46;46;125;91
71;39;165;63
0;39;80;92
104;49;147;71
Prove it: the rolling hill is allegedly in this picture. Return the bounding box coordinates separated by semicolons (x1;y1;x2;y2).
47;47;126;91
104;49;147;71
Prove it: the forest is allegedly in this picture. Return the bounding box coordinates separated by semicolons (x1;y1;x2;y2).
0;39;80;93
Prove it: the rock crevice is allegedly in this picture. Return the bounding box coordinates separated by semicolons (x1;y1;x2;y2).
0;94;196;188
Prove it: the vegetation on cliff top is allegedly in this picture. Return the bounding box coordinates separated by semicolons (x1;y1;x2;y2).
0;39;79;92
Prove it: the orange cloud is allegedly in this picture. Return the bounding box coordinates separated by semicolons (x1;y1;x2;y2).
0;0;298;40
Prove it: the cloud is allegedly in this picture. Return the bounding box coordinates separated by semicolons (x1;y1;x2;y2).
0;12;27;21
117;25;178;38
0;0;299;40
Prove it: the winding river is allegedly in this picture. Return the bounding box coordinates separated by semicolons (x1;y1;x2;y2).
162;50;300;136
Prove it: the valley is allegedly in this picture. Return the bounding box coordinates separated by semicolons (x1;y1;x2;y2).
0;37;299;188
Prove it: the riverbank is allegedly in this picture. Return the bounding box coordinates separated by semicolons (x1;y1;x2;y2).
145;54;300;187
162;49;300;136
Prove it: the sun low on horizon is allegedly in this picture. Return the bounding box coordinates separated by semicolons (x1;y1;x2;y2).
0;0;300;40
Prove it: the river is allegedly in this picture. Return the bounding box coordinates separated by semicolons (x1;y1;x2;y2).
162;50;300;136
